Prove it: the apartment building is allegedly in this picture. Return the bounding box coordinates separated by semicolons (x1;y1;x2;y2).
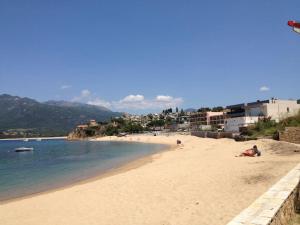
224;99;300;132
190;111;225;130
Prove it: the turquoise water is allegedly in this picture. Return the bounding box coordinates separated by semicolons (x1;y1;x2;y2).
0;140;166;201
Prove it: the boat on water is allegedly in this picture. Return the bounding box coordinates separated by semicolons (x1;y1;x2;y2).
23;138;29;142
15;147;34;152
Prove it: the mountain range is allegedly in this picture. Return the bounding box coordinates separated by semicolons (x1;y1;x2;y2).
0;94;122;137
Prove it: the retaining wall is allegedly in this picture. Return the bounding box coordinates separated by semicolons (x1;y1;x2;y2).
191;131;233;139
226;164;300;225
279;127;300;144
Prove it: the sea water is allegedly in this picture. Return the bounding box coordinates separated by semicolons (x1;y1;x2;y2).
0;139;166;201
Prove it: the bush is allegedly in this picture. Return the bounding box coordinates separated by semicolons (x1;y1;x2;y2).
147;120;165;127
123;123;144;133
278;111;300;129
85;128;96;136
254;117;276;132
244;117;277;138
105;125;119;136
244;112;300;139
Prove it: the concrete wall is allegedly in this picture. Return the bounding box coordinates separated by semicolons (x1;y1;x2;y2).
224;116;259;132
177;123;190;129
280;127;300;144
265;100;300;122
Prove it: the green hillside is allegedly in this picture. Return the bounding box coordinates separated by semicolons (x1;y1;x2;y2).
0;94;121;137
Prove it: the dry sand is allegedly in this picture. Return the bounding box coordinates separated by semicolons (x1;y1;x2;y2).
1;134;300;225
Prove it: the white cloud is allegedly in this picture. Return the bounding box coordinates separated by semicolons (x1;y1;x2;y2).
87;98;111;108
72;91;183;111
260;86;270;92
60;85;72;90
81;89;91;97
72;89;92;102
121;95;144;102
112;94;183;110
156;95;173;102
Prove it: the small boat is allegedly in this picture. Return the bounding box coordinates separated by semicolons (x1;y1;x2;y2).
15;147;34;152
23;138;29;142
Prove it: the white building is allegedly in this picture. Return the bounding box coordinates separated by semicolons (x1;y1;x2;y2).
224;99;300;132
244;99;300;122
224;116;259;132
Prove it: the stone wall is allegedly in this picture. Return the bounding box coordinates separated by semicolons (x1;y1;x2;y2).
279;127;300;144
226;164;300;225
191;131;233;139
191;131;207;138
269;184;299;225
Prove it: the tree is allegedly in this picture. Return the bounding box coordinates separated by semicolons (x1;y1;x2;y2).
212;106;224;112
180;109;185;116
165;116;173;125
147;114;153;120
197;107;211;112
147;119;165;128
105;125;119;136
111;117;125;125
123;122;144;133
85;128;96;136
162;108;173;114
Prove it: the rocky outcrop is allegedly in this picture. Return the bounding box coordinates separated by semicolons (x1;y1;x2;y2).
67;128;89;140
67;121;107;140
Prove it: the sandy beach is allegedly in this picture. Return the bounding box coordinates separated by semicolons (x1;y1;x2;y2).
1;134;300;225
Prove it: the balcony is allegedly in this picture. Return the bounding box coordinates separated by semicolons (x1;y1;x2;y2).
227;112;246;118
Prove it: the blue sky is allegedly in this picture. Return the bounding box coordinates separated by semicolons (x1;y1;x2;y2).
0;0;299;113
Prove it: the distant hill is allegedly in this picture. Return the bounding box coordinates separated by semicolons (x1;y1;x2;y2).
0;94;122;137
44;100;111;112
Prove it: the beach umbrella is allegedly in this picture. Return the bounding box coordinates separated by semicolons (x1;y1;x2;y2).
287;20;300;34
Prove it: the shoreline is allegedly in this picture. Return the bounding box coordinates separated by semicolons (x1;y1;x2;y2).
0;136;67;141
1;134;300;225
0;139;175;204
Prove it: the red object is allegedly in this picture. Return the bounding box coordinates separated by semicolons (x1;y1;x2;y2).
241;149;255;157
288;20;300;28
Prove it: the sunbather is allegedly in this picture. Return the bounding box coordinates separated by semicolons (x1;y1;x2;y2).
237;145;261;157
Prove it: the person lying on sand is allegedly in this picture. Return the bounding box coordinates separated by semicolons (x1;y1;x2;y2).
236;145;261;157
